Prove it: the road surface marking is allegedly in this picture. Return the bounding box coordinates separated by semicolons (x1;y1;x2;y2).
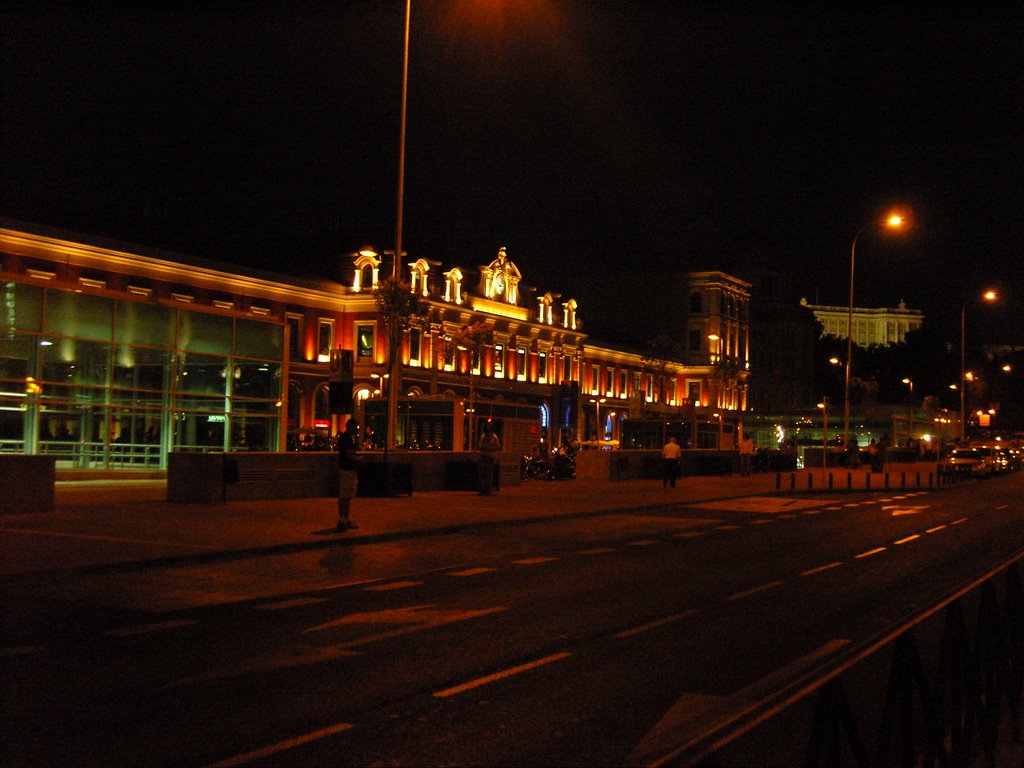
800;509;822;515
106;619;198;637
894;535;921;545
825;506;843;511
513;557;558;565
448;567;497;577
433;652;573;698
885;505;929;516
673;531;704;539
843;503;861;508
577;547;616;555
254;597;330;610
802;562;843;576
301;605;507;647
206;721;354;767
715;525;741;531
750;519;774;525
616;610;698;639
726;580;784;601
365;580;423;591
779;514;798;519
952;517;968;525
0;528;219;550
855;547;886;559
628;539;660;546
996;504;1009;510
926;525;947;534
1;645;41;657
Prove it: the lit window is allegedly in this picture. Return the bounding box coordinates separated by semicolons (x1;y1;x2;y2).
516;348;527;381
356;324;375;359
316;318;334;362
494;344;504;377
538;352;548;383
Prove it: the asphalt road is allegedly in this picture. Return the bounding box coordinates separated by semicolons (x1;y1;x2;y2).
2;474;1022;767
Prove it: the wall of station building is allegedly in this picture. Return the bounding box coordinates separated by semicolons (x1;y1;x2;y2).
2;224;751;469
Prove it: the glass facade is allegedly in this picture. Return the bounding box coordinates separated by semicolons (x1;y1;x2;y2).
0;282;284;468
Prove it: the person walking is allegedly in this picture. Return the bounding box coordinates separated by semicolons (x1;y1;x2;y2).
478;420;501;495
336;418;359;531
661;436;682;488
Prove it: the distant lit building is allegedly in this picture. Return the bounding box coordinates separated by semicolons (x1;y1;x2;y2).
801;297;923;347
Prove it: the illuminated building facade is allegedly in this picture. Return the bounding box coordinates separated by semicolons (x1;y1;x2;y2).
801;297;924;347
1;221;751;470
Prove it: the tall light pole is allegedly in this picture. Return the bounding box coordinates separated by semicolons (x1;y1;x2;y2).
842;212;906;451
385;0;412;454
960;290;998;442
901;377;913;441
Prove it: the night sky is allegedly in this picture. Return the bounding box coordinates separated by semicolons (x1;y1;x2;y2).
2;1;1021;345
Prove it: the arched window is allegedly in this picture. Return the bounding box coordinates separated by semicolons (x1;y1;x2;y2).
313;383;331;423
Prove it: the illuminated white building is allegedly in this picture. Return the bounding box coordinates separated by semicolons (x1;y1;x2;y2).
801;298;923;347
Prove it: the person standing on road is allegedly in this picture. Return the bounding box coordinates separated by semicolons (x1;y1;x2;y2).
478;420;501;495
661;436;682;489
336;419;359;531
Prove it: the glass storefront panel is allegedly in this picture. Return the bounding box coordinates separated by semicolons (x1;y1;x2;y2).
109;407;163;467
173;412;226;452
230;398;280;415
41;339;111;388
235;318;283;359
230;414;278;451
113;345;171;392
44;292;113;341
176;353;228;396
232;361;281;400
115;300;175;347
0;334;36;384
38;402;108;467
178;310;231;355
1;281;43;332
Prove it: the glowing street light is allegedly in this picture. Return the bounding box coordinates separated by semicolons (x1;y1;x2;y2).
842;211;908;450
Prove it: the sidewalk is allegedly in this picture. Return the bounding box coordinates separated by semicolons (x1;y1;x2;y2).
0;462;947;578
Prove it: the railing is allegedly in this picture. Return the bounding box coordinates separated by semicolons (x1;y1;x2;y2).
631;553;1023;767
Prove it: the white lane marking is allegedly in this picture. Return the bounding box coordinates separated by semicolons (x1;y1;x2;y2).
513;557;558;565
824;506;843;511
577;547;616;555
952;517;968;525
927;525;947;534
628;539;659;547
750;519;774;525
0;528;219;550
800;509;822;515
254;597;329;610
885;505;929;516
779;514;798;519
616;610;698;639
106;619;198;637
894;534;920;545
996;504;1009;510
365;581;423;591
726;580;784;601
843;503;860;508
433;652;573;698
801;562;843;576
1;645;42;657
855;547;886;559
715;525;741;531
673;531;705;539
301;605;507;644
448;567;497;577
206;721;354;767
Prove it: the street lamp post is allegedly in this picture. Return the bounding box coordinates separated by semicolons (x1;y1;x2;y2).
960;290;998;443
842;213;906;451
385;0;412;454
901;377;913;441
